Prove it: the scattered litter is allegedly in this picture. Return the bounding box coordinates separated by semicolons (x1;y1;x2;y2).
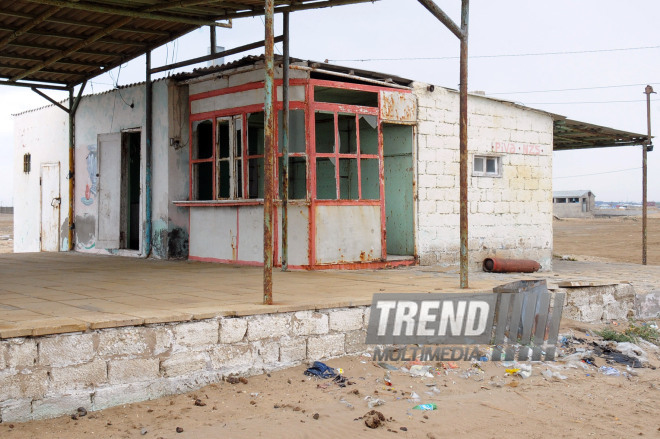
542;369;567;380
505;368;521;374
365;396;386;408
409;392;421;403
304;361;337;379
339;398;354;409
408;365;434;377
377;362;399;371
412;403;437;411
599;366;621;377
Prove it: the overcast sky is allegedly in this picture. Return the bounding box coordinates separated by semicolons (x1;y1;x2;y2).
1;0;658;206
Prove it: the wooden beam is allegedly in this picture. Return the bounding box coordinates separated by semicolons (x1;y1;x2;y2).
217;0;377;20
22;0;233;27
0;52;103;68
6;41;123;59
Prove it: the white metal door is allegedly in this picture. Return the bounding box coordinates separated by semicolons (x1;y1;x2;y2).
97;133;121;249
40;162;60;252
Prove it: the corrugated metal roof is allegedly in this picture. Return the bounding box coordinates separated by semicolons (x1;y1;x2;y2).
0;0;373;87
553;118;648;150
553;190;594;199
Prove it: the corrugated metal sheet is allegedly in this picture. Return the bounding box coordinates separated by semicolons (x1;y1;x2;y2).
0;0;374;87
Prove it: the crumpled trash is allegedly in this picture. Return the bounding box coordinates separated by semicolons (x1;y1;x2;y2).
412;403;437;410
614;342;649;367
408;365;434;378
304;361;337;379
364;396;386;408
542;369;567;380
377;362;399;371
599;365;621;376
408;391;421;403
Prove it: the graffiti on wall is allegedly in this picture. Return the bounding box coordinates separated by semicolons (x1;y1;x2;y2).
490;141;545;155
81;144;98;206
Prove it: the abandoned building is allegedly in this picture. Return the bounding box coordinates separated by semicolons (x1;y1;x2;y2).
553;190;596;218
14;56;565;270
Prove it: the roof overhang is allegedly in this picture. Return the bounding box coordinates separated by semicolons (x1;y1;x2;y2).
0;0;375;89
553;117;650;151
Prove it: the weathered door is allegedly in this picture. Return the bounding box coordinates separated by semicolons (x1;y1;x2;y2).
40;162;60;251
383;124;414;256
97;133;121;249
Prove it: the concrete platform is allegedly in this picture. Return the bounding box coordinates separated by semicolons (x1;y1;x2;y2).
1;252;659;339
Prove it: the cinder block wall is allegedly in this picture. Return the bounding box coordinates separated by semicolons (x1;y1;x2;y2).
0;306;370;423
413;83;554;270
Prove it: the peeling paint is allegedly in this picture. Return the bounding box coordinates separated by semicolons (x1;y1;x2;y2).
75;214;96;249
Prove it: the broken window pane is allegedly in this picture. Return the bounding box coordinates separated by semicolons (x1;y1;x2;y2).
193;120;213;159
359;115;378;155
314;86;378;107
248;157;264;199
338;114;357;154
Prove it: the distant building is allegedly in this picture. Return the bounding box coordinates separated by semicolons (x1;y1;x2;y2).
553;190;595;218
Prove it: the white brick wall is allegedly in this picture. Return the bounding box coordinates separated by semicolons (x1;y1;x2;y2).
0;306;371;423
413;83;554;269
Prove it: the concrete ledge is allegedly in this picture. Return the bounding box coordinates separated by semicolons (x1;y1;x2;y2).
0;305;371;423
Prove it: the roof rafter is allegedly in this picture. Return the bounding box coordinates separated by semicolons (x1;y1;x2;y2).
0;7;60;51
0;25;147;47
21;0;232;27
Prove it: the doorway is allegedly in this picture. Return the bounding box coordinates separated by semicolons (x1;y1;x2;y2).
97;131;142;251
383;124;414;257
40;162;60;251
121;132;141;250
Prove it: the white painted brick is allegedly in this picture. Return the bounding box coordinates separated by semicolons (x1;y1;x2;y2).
161;352;208;378
292;311;328;336
172;320;218;349
219;318;247;343
31;393;92;420
50;360;107;389
279;337;307;364
345;330;369;354
0;398;33;423
108;358;160;384
39;334;94;367
307;334;345;360
328;308;364;332
98;327;149;357
93;382;162;411
246;314;291;341
210;343;254;371
252;340;280;365
6;339;37;369
150;326;173;355
0;369;49;400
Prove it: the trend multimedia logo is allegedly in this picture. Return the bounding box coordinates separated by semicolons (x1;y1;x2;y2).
366;287;564;361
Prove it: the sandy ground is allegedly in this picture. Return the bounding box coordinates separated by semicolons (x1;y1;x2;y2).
1;320;659;439
553;212;660;265
0;214;12;253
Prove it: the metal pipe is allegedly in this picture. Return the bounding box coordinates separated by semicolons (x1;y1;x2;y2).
68;87;74;251
483;257;541;273
289;65;411;90
643;85;655;265
0;80;69;90
281;11;290;272
263;0;275;304
210;25;217;55
30;87;69;113
459;0;469;288
144;51;153;258
67;80;86;251
150;36;284;74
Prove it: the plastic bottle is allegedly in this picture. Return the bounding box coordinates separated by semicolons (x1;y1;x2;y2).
412;403;437;410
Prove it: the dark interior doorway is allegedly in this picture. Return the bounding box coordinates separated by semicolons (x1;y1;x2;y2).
120;131;141;250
